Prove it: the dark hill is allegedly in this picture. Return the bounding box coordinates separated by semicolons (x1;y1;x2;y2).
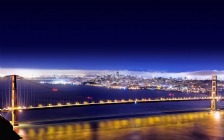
0;115;22;140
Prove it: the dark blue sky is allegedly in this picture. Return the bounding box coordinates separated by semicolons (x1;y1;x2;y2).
0;1;224;72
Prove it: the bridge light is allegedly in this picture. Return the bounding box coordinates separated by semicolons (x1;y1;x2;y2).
83;102;88;104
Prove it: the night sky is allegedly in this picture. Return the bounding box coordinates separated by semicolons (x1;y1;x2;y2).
0;1;224;72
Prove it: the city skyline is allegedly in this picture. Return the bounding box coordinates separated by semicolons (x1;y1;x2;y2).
1;68;224;80
1;1;224;72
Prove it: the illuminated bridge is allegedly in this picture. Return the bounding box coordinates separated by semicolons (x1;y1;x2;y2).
0;75;222;126
1;96;223;112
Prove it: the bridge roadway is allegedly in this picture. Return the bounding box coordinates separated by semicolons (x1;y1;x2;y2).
1;96;224;112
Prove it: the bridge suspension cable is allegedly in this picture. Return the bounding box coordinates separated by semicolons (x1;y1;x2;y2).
14;77;89;108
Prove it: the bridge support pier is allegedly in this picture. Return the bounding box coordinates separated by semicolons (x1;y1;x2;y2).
211;75;217;111
11;75;19;126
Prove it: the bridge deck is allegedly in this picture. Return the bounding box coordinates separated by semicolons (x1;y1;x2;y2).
1;96;223;112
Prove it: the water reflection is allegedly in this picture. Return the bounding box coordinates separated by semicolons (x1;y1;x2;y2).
17;111;224;140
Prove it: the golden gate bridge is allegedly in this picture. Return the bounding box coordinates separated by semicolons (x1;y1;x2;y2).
0;75;222;126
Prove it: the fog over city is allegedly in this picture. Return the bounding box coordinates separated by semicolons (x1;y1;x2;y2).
1;68;224;80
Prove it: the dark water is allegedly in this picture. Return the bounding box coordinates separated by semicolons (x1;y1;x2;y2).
15;111;224;140
1;85;224;140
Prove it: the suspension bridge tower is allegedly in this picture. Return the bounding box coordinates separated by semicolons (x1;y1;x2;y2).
211;75;218;111
11;75;19;126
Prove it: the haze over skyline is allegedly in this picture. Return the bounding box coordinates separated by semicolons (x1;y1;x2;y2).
1;1;224;71
1;68;224;80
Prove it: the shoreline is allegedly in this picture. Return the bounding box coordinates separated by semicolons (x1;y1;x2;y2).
84;85;210;94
